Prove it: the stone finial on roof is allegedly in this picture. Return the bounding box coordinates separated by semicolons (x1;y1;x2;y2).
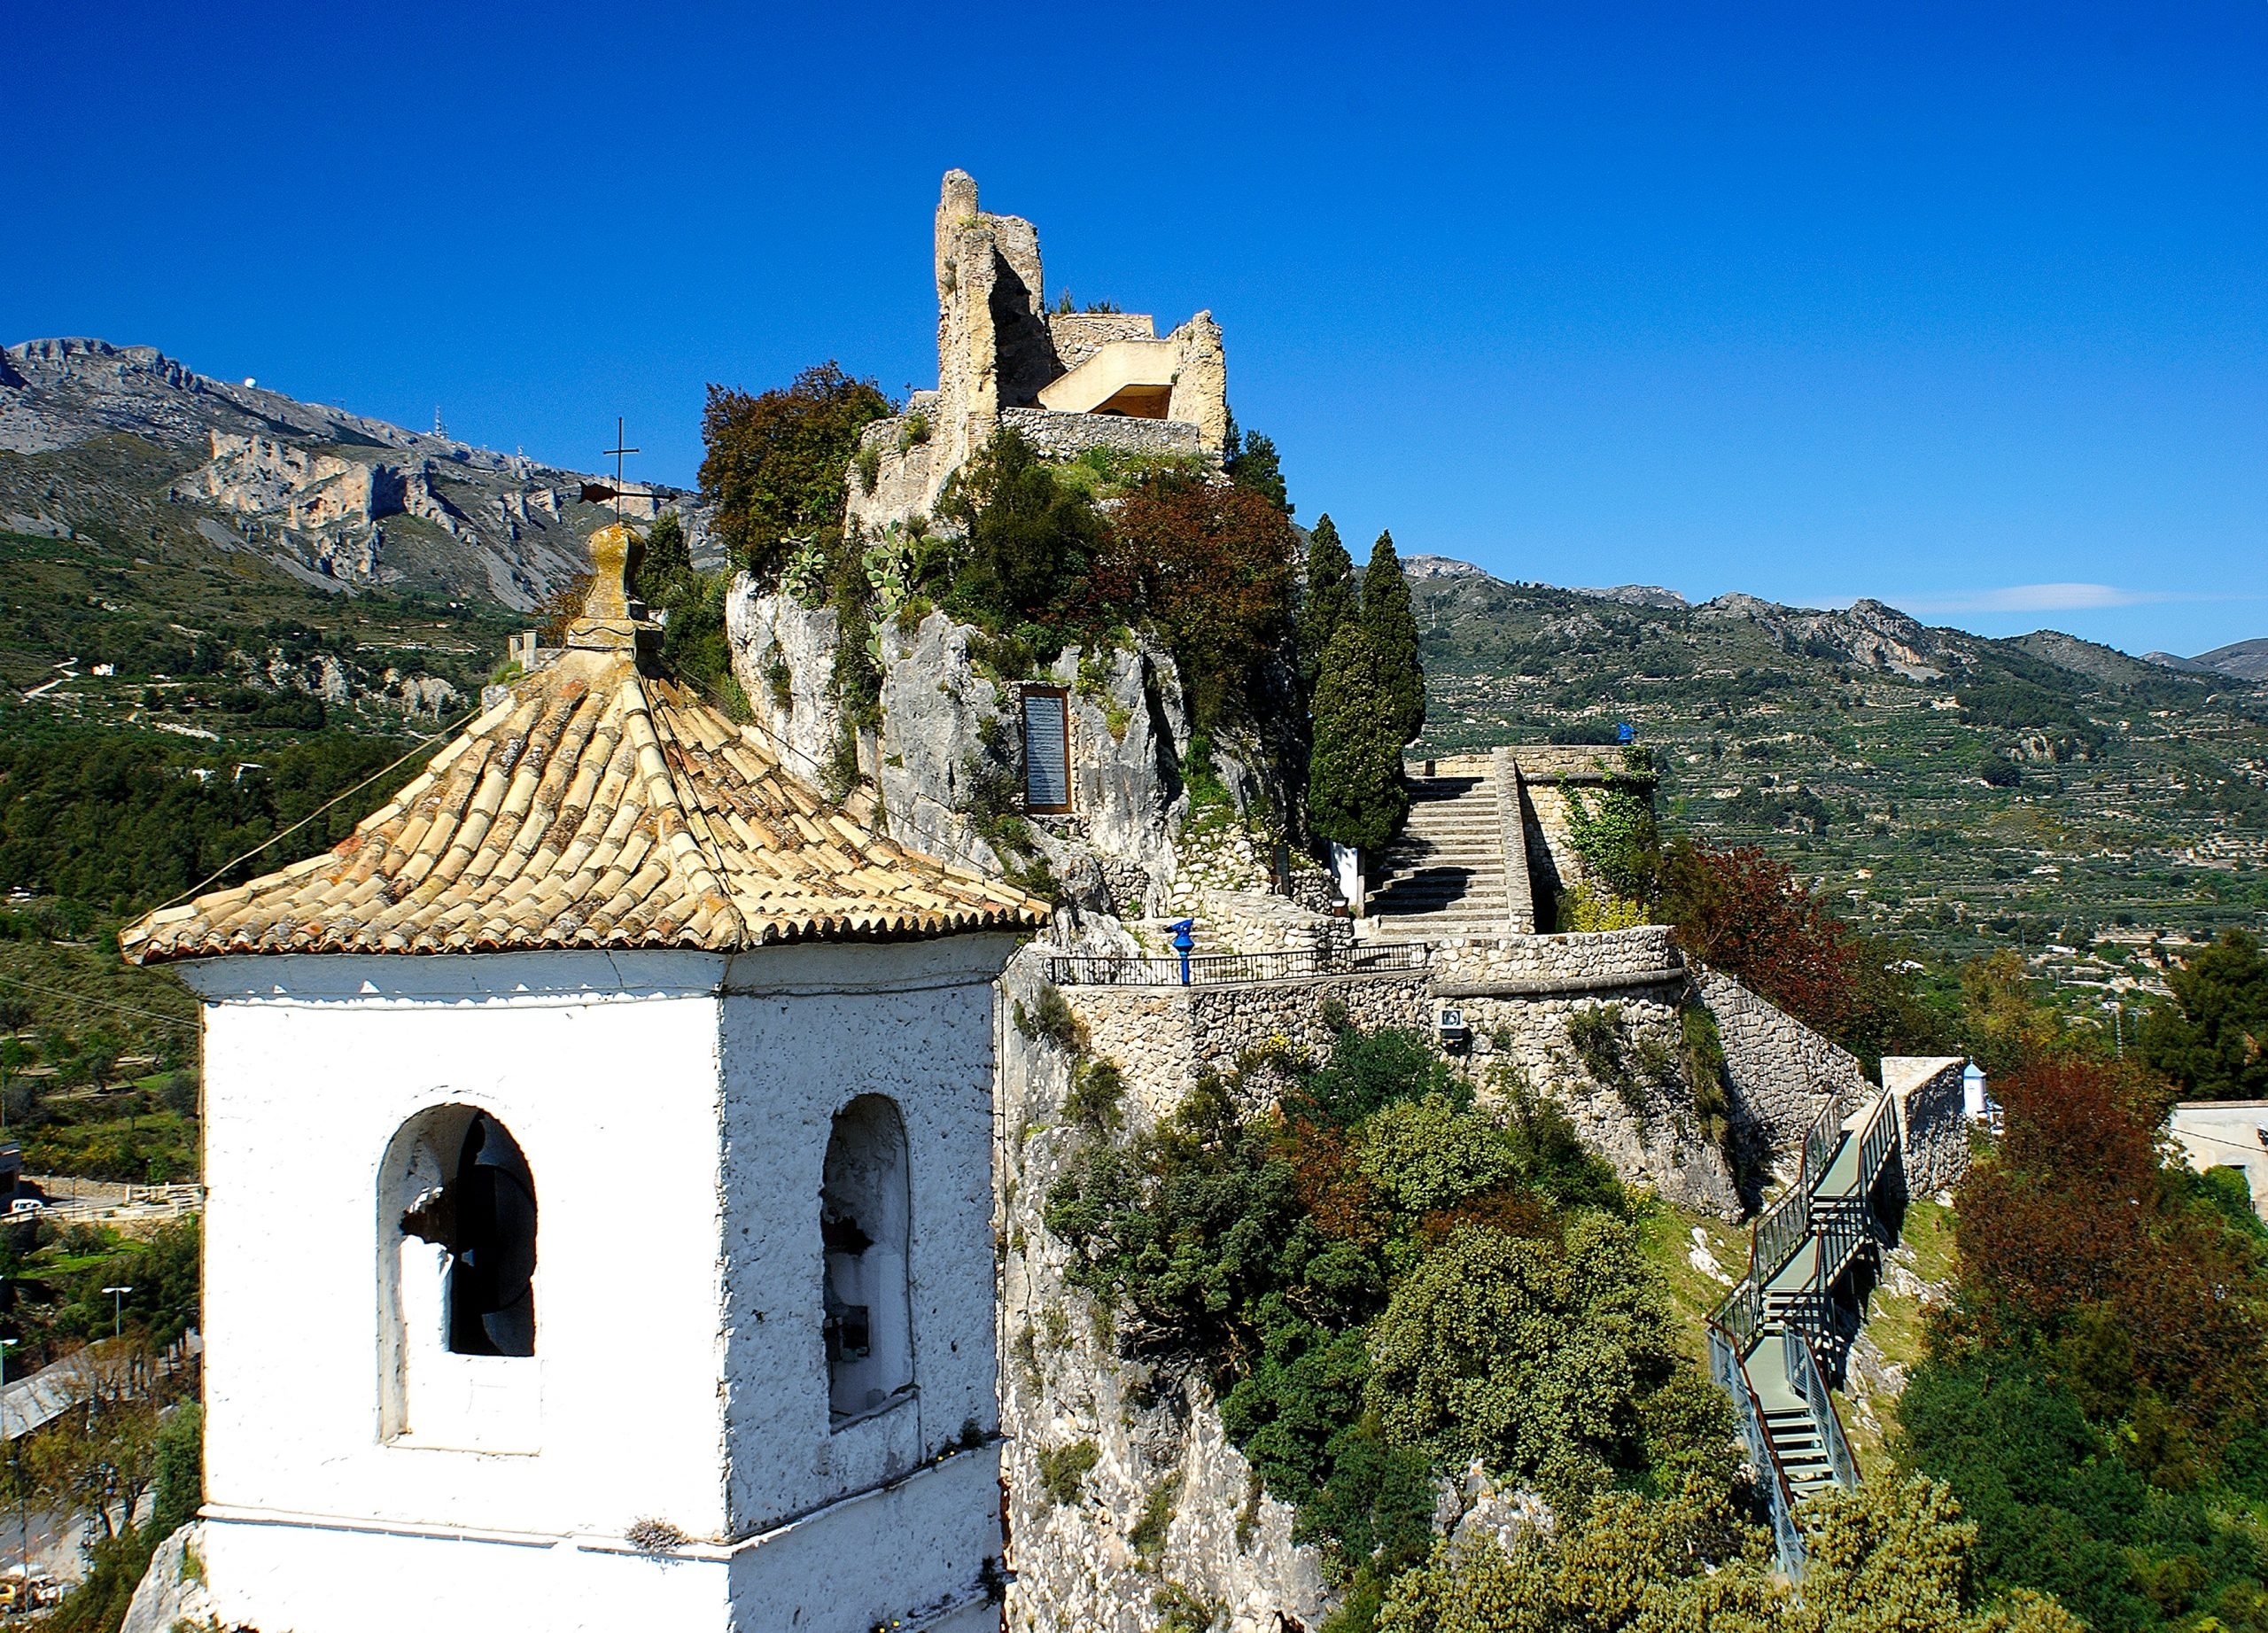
563;523;655;659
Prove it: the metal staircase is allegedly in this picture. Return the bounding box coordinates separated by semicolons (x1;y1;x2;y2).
1707;1091;1904;1575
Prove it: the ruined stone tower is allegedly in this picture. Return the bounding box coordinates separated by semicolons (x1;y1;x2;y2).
849;170;1231;536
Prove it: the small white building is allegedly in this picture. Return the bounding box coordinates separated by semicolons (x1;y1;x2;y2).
121;525;1048;1633
2166;1100;2268;1225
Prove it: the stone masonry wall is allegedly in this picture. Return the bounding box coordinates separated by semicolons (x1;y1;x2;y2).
1000;406;1205;462
1694;966;1872;1184
1883;1056;1971;1197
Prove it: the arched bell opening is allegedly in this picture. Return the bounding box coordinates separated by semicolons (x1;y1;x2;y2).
378;1104;542;1448
820;1094;913;1425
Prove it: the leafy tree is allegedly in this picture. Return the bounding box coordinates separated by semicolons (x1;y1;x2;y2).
1224;421;1293;515
1299;515;1358;687
940;428;1105;625
1355;1093;1518;1216
1360;531;1425;746
1950;1054;2266;1441
2138;929;2268;1101
1657;839;1862;1044
1954;951;2064;1078
150;1401;202;1539
1365;1213;1678;1505
1104;470;1301;728
699;362;894;583
1308;620;1409;852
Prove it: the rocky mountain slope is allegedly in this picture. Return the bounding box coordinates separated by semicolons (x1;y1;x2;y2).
1407;556;2268;980
2193;637;2268;682
2;337;698;610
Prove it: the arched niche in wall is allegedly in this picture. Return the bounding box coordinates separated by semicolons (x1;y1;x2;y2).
820;1094;913;1425
377;1103;542;1451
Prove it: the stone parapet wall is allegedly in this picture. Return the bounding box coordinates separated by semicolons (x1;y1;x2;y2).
1491;750;1540;932
1000;406;1205;461
1430;926;1681;991
1695;967;1872;1177
1192;888;1344;957
1047;312;1157;372
1511;745;1654;784
1075;972;1433;1111
1883;1056;1970;1197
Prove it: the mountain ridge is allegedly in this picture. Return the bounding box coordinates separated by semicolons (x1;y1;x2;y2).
1;337;703;610
1407;551;2261;681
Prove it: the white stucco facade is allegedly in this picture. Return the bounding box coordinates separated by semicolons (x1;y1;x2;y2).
2168;1099;2268;1225
180;937;1019;1633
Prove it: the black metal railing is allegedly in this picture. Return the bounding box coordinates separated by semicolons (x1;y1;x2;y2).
1045;941;1431;988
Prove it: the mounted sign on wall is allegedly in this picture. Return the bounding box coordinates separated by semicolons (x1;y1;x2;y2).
1022;687;1071;814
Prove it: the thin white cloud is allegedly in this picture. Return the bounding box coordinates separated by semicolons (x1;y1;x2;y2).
1898;583;2181;615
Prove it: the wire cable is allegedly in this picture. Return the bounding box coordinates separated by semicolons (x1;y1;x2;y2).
149;704;480;914
0;972;199;1033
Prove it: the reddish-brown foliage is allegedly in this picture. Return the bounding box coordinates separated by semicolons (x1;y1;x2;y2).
1415;1187;1557;1248
1657;839;1861;1038
1954;1054;2267;1429
1282;1118;1385;1246
1101;474;1299;726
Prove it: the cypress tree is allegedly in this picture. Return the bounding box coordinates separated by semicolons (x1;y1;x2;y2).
1298;514;1358;687
1307;619;1409;852
1362;529;1425;745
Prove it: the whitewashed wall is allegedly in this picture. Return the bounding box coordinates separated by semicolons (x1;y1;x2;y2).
182;941;1015;1633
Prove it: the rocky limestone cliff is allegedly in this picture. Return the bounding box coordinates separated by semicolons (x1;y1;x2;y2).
723;582;1303;933
1;337;705;610
998;960;1334;1633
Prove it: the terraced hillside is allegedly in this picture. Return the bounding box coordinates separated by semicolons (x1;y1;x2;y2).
1407;556;2268;984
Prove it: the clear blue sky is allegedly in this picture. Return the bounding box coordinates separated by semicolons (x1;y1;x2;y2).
7;2;2263;657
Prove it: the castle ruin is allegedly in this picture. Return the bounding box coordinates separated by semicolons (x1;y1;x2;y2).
846;170;1229;536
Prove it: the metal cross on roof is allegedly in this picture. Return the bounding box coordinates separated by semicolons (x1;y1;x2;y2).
602;417;640;524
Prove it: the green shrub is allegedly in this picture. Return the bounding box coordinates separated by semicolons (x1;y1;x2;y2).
1013;984;1084;1052
1130;1474;1178;1561
1679;1004;1732;1151
1064;1058;1126;1133
1036;1438;1099;1507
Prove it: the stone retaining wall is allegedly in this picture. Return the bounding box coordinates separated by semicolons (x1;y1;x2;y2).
1694;967;1872;1183
1000;406;1203;461
1883;1055;1970;1197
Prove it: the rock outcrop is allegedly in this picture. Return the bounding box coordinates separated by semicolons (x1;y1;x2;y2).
0;337;707;610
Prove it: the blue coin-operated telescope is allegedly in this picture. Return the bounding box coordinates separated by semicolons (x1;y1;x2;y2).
1616;721;1635;744
1169;918;1196;985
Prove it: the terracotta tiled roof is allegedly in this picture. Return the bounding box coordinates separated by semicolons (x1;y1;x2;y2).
119;527;1050;964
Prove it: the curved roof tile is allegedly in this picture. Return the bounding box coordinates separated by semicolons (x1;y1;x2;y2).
119;527;1051;965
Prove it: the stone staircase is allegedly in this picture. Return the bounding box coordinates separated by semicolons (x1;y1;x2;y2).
1367;756;1530;939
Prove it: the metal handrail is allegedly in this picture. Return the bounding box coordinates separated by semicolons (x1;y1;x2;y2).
1811;1194;1869;1286
1799;1100;1841;1196
1710;1281;1765;1354
1044;941;1429;988
1751;1185;1811;1287
1710;1320;1807;1576
1783;1330;1860;1492
1854;1092;1901;1203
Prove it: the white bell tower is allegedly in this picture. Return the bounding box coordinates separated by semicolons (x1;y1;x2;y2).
123;528;1046;1632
